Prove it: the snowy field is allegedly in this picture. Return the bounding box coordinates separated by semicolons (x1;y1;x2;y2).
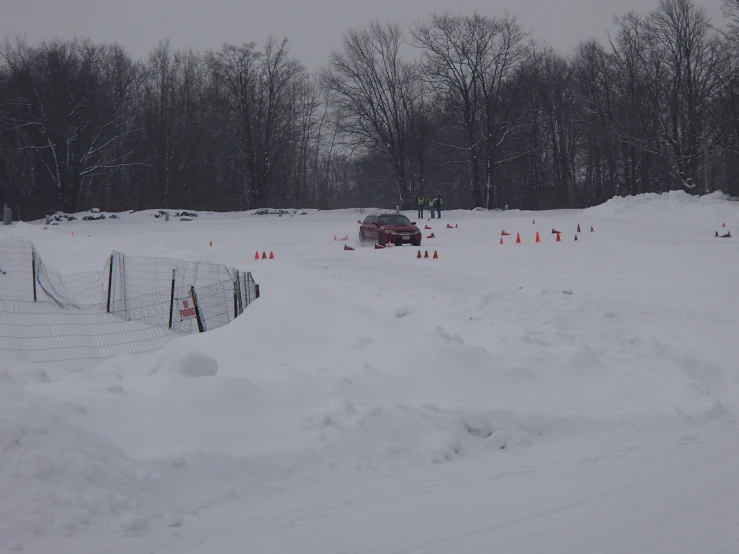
1;191;739;553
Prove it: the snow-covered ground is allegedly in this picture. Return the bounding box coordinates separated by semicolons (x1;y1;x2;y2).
1;191;739;553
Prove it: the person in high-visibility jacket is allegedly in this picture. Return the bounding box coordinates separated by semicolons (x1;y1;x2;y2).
435;196;443;219
429;197;435;219
417;196;425;219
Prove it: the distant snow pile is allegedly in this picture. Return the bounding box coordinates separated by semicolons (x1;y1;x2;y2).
48;210;120;224
586;190;734;222
251;208;308;216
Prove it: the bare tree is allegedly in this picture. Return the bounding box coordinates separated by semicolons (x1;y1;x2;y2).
323;21;424;209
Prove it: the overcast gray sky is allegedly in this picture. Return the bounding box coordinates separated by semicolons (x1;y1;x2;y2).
1;0;724;70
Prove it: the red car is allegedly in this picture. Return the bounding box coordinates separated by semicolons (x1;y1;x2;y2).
359;213;422;246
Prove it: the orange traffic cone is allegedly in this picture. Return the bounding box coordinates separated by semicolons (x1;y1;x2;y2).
500;237;504;245
334;235;337;241
424;250;429;258
417;250;422;258
723;222;726;227
574;235;578;241
358;220;362;224
590;226;594;232
262;252;267;259
269;251;274;259
375;243;385;249
340;235;349;241
552;228;561;234
516;233;521;244
501;231;511;236
254;251;260;260
532;219;535;224
446;224;454;229
556;232;561;242
425;225;432;230
209;241;213;247
344;244;355;251
426;233;435;239
433;250;438;259
577;224;581;233
455;224;458;228
535;232;541;243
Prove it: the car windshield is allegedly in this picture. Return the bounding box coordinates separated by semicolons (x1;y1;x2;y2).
378;215;411;226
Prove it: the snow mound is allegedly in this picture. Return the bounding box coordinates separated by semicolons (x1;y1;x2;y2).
586;190;735;223
149;349;219;378
298;399;520;470
0;381;161;544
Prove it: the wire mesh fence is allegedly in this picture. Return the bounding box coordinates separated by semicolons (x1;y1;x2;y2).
0;240;259;371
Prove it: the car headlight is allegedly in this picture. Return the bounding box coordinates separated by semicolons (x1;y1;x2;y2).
414;229;421;234
385;229;397;235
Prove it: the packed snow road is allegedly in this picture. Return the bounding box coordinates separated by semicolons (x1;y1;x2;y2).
1;191;738;553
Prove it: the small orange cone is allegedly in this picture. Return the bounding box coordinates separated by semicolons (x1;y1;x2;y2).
417;250;422;258
455;224;458;228
358;220;362;224
433;250;438;259
577;224;581;233
516;233;521;244
535;232;541;243
334;235;337;241
262;252;267;259
532;219;535;224
375;243;385;249
723;222;726;227
446;224;454;229
340;235;349;241
500;237;504;245
501;231;511;236
344;244;354;251
71;232;74;236
424;250;429;258
556;232;561;242
425;225;432;230
590;226;594;232
426;233;434;239
269;251;274;259
43;226;47;230
254;251;260;260
209;241;213;247
574;235;578;241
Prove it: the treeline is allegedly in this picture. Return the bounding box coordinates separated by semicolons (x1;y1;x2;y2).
2;0;739;219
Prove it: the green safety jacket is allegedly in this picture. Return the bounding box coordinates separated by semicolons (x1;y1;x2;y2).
418;197;425;206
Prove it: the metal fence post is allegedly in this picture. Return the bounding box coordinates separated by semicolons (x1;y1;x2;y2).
31;249;37;302
106;254;114;313
235;272;243;316
190;286;205;333
168;269;176;329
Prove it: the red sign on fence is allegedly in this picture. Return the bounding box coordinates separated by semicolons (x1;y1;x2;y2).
177;298;197;319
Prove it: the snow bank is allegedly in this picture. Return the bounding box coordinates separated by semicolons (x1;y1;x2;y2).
0;380;157;544
586;190;736;224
